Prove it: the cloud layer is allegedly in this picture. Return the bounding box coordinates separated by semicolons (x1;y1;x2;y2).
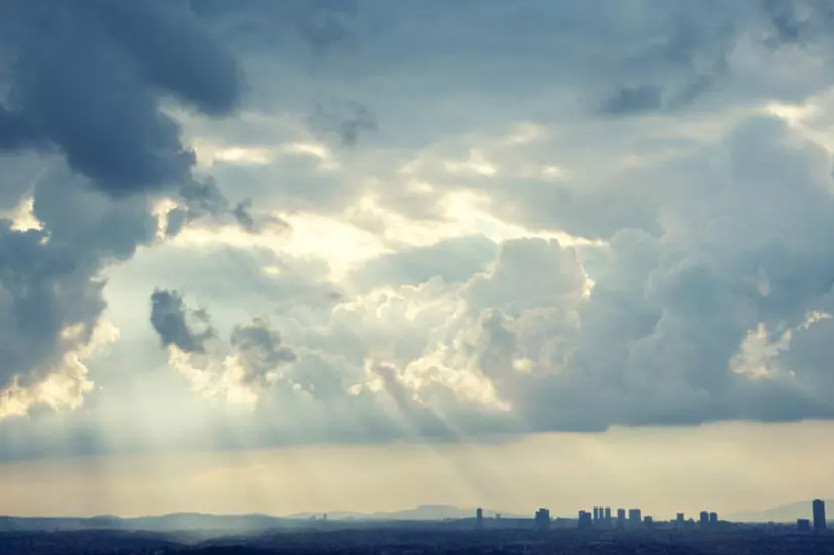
6;1;834;457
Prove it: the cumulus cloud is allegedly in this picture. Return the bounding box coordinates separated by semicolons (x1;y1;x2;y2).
135;110;834;442
231;318;296;371
0;0;243;418
150;289;214;353
0;321;119;420
150;289;296;405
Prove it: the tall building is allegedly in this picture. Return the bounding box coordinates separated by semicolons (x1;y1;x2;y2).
535;508;550;530
604;507;612;521
709;512;718;525
593;506;599;521
699;511;709;526
813;499;826;533
628;509;641;526
676;513;685;528
578;510;592;530
475;507;483;529
616;508;626;528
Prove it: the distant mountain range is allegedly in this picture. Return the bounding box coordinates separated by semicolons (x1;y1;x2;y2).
0;513;292;534
728;499;831;523
0;505;525;533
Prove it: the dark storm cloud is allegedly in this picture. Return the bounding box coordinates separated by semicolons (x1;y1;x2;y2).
150;289;214;353
0;106;45;150
0;166;163;409
0;0;243;413
0;223;104;388
31;169;157;263
97;1;242;116
0;0;242;195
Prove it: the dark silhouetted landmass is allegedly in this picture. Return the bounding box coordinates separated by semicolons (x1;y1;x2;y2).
3;525;834;554
3;511;834;554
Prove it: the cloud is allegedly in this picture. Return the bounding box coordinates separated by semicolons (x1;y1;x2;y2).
246;115;834;436
129;111;834;444
11;0;834;455
191;0;358;53
0;0;244;419
599;86;663;115
0;320;119;420
0;0;242;195
163;313;296;406
310;101;377;146
228;318;296;385
347;235;498;290
232;199;291;234
0;106;45;150
150;289;214;353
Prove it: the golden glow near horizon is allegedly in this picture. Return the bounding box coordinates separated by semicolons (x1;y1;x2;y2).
2;421;834;519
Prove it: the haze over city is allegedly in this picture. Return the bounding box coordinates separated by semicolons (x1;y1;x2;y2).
4;1;834;539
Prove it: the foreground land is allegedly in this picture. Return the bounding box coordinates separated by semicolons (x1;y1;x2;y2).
2;524;834;555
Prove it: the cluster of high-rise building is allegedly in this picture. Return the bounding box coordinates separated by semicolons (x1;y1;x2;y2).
574;505;720;531
534;508;550;530
576;506;614;529
473;499;829;533
521;505;723;531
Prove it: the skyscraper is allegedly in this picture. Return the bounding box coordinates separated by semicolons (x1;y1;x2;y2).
628;509;641;527
475;507;483;529
699;511;709;526
604;507;612;521
578;510;592;530
616;508;626;528
813;499;826;533
676;513;685;528
535;508;550;530
709;512;718;525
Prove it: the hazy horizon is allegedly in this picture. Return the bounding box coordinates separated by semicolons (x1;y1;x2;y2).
3;421;834;519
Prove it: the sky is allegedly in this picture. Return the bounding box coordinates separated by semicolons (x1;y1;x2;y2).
2;0;834;519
